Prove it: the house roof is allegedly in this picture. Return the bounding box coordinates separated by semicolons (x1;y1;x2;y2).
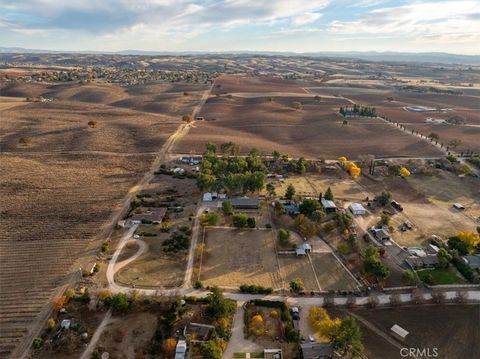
300;343;333;358
464;255;480;268
321;199;336;209
231;197;259;207
349;203;366;212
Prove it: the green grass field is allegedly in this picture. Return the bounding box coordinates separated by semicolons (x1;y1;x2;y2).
417;268;467;285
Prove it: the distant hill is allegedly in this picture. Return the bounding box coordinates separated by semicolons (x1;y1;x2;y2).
1;47;479;65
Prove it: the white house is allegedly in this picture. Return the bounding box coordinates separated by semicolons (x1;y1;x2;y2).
349;203;366;216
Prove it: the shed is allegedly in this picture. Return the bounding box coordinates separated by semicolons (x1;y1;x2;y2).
203;192;213;202
231;197;259;209
391;324;409;340
296;243;312;256
453;203;465;210
373;228;390;241
264;348;282;359
321;199;337;214
349;203;366;216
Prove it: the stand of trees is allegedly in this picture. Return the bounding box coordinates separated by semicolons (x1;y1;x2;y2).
339;104;377;117
197;142;267;193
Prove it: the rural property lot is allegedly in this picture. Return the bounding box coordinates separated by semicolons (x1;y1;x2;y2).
177;75;444;159
200;228;282;289
343;305;480;359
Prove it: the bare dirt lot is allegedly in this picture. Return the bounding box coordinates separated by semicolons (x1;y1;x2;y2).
336;305;480;359
177;75;444;159
200;228;282;289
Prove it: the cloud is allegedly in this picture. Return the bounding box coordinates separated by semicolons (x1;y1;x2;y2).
328;1;480;44
0;0;331;33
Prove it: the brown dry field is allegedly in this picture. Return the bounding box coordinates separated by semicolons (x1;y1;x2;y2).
0;81;206;358
212;74;309;95
177;76;444;158
199;228;282;289
339;305;480;359
279;253;357;292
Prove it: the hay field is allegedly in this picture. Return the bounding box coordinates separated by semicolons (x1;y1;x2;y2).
177;76;444;158
199;228;282;289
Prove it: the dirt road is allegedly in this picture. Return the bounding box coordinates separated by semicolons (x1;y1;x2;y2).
79;309;112;359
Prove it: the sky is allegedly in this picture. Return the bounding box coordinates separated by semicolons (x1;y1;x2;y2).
1;0;480;54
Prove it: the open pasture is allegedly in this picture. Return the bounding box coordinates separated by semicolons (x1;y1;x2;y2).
199;228;282;289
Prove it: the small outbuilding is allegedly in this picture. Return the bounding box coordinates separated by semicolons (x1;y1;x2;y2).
203;192;213;202
296;243;312;256
463;255;480;269
391;324;409;340
349;203;367;216
321;199;337;214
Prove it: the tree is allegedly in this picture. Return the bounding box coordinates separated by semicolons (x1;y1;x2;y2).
363;245;390;281
399;167;411;177
377;191;392;206
65;288;75;299
378;213;391;227
110;293;130;312
331;316;364;358
182;114;192;123
457;231;480;253
163;338;177;357
249;314;265;336
309;307;341;339
285;184;296;200
199;338;226;359
299;199;321;218
197;173;216;191
324;187;334;201
266;183;276;197
247;217;256;228
222;200;233;215
402;269;418;286
206;141;217;153
278;228;291;245
290;278;304;293
292;101;303;110
220;141;239;155
205;286;235;320
437;248;453;268
428;132;439;141
87;120;97;128
294;214;317;238
448;139;461;149
99;289;112;302
347;162;361;179
47;318;56;330
233;213;248;228
200;212;220;226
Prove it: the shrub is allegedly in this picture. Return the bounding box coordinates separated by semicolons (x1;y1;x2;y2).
65;288;76;299
200;212;221;226
163;231;190;252
87;120;97;128
101;242;109;253
222;201;233;215
239;284;273;294
338;243;350;256
247;217;256;228
233;213;248;228
290;278;304;294
194;280;204;289
32;338;44;349
278;228;291;245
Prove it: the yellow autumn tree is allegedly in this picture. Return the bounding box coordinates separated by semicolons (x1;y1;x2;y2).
348;162;361;179
399;167;411;177
309;306;341;340
99;289;112;301
457;231;480;252
249;314;265;336
338;156;348;163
